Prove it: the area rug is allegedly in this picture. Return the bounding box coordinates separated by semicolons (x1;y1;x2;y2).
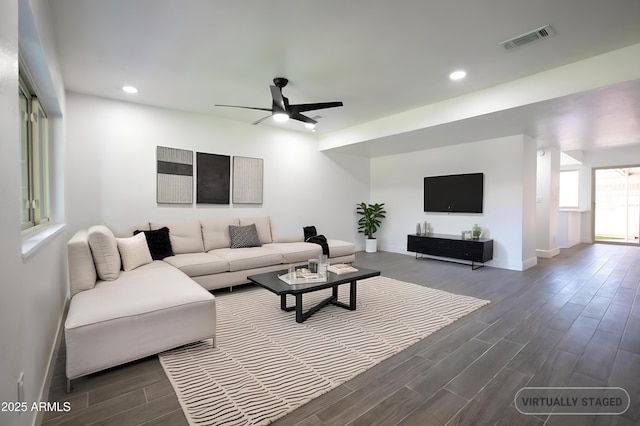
159;276;490;426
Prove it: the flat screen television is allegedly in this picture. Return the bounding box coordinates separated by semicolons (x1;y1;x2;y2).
424;172;484;213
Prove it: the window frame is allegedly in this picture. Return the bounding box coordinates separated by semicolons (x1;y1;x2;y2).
19;67;50;231
559;169;580;209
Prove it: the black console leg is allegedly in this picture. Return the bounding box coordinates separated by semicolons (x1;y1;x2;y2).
471;261;485;270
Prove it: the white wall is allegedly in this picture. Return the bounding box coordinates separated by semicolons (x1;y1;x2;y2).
1;1;68;425
370;134;537;271
0;3;24;426
65;93;371;247
536;147;560;257
558;211;582;248
522;135;538;268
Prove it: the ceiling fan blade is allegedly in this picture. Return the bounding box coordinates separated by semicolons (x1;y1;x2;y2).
217;80;340;126
251;115;272;125
269;86;286;112
290;113;317;125
289;101;343;114
215;104;272;112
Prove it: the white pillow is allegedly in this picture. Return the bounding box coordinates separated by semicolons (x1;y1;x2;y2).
88;225;121;281
116;232;153;271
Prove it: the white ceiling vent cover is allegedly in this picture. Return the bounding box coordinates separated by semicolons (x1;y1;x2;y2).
500;25;555;50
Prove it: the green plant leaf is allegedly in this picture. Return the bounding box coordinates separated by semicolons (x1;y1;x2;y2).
355;202;387;239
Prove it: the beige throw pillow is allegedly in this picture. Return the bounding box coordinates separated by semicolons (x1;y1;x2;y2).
88;225;121;281
117;232;153;271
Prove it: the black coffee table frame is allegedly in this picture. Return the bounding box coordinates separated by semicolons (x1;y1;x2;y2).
247;266;381;323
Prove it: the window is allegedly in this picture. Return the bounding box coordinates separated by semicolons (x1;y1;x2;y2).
559;169;580;209
19;72;50;230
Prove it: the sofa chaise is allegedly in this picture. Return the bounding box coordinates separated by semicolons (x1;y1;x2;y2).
65;216;355;389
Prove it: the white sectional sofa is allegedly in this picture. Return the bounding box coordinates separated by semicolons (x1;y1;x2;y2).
65;216;355;388
153;216;356;290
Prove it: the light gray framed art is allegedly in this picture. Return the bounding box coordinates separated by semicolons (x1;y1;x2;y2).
156;146;193;204
233;156;263;204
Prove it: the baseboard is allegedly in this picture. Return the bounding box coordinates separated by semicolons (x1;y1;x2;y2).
34;298;68;426
536;247;560;258
521;256;539;270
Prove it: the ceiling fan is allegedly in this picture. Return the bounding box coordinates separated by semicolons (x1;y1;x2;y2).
215;78;343;128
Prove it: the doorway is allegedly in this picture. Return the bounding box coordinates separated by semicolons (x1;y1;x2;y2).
593;166;640;244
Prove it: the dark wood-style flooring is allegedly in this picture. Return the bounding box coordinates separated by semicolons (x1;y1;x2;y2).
44;243;640;425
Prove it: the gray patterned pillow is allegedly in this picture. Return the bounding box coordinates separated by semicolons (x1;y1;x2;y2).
229;224;262;248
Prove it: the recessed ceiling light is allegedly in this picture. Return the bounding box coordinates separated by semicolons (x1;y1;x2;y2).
449;70;466;81
122;86;138;94
305;122;316;130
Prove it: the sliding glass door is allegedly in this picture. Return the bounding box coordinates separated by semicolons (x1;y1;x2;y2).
593;166;640;244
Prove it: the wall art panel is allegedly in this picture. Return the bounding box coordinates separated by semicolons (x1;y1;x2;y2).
157;146;193;204
196;152;230;204
233;156;264;204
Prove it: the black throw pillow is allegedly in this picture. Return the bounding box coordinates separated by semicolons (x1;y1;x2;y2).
134;227;174;260
303;226;318;241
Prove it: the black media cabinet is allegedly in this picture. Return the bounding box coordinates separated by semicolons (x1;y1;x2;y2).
407;233;493;270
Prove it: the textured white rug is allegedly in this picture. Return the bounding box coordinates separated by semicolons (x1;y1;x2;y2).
159;276;490;426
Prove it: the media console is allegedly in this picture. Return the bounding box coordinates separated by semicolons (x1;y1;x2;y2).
407;233;493;270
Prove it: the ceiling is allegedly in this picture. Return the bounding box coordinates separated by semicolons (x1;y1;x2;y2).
47;0;640;155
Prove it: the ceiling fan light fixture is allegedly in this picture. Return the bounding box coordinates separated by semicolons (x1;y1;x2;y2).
273;112;289;122
216;78;343;126
305;122;316;129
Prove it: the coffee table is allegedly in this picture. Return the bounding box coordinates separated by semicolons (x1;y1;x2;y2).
247;266;381;323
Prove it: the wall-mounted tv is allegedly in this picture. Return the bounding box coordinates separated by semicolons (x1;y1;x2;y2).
424;172;484;213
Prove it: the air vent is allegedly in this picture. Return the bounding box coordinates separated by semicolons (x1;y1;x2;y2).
500;25;555;50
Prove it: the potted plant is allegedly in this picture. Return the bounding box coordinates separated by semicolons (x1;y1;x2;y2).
356;202;386;253
472;224;482;240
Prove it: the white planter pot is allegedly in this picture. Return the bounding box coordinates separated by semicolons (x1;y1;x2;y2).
365;238;377;253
